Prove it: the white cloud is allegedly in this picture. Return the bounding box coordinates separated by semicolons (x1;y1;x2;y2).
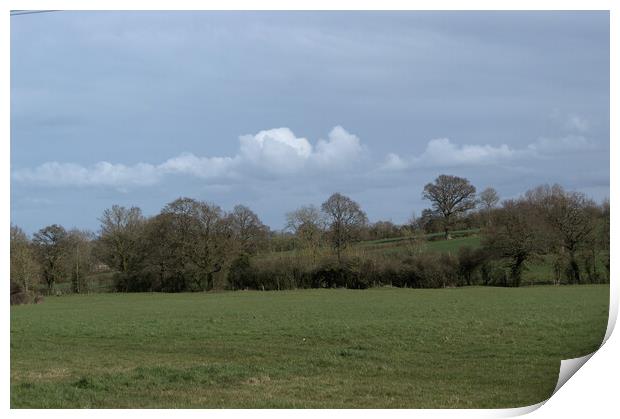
528;135;595;153
381;153;409;171
12;161;161;187
414;138;515;167
13;125;600;188
381;134;598;172
159;153;238;179
239;127;313;173
12;126;367;188
381;138;517;171
313;126;366;169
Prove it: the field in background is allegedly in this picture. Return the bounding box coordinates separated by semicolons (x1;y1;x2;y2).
73;229;606;292
256;230;606;287
11;285;609;408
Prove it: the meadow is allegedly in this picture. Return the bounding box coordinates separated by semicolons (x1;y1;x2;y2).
11;285;609;408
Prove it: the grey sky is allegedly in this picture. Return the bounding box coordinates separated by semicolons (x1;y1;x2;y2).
11;11;610;234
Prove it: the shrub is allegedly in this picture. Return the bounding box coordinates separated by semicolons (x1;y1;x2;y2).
113;271;158;292
480;259;509;287
404;252;459;288
457;247;489;286
226;248;468;291
311;257;371;289
579;251;602;284
10;281;43;305
228;254;253;290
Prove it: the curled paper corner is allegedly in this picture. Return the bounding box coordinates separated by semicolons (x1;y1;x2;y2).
603;301;617;343
494;400;546;417
537;289;619;408
505;299;617;416
552;352;595;396
497;351;599;417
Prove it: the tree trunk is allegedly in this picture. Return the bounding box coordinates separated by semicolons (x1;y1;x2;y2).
592;248;597;283
443;214;452;240
569;252;580;284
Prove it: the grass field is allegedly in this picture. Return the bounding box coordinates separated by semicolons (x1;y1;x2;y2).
11;285;609;408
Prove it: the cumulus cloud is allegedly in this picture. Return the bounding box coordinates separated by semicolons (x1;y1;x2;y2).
12;126;367;188
13;124;600;188
238;127;312;173
415;138;515;167
381;153;409;171
381;133;598;172
313;126;366;169
380;138;516;171
159;153;238;179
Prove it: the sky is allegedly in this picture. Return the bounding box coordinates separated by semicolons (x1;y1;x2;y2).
10;11;610;234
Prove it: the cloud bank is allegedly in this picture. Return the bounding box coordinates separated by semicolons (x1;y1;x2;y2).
13;124;597;189
13;126;367;188
381;132;597;171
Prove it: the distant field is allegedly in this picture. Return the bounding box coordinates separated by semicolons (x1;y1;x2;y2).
77;230;607;292
11;286;609;408
361;234;482;256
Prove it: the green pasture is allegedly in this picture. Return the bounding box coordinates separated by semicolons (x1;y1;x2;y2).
11;286;609;408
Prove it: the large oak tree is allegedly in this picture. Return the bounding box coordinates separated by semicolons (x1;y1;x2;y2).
423;175;477;239
321;193;367;262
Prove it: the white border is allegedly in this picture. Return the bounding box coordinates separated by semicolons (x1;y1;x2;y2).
2;1;617;418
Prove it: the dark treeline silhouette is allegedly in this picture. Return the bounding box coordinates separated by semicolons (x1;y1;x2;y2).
10;176;610;299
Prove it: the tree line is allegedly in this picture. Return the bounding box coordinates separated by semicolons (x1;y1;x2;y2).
10;175;609;300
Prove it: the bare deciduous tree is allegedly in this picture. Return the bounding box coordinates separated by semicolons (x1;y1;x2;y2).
161;198;199;291
423;175;477;239
10;225;39;293
192;202;234;290
98;205;144;274
285;205;325;255
32;224;68;292
321;193;368;262
228;205;268;255
64;229;95;294
525;184;596;284
600;198;610;279
479;187;500;227
483;199;544;287
479;187;500;210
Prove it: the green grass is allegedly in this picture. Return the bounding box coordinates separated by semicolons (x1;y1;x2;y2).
359;229;478;247
425;235;481;253
11;286;608;408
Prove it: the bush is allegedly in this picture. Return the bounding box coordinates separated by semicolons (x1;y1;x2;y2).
480;259;509;287
311;257;371;289
228;253;316;291
403;252;459;288
228;254;253;290
225;248;470;291
114;271;158;292
10;281;43;305
579;252;603;284
457;247;489;286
